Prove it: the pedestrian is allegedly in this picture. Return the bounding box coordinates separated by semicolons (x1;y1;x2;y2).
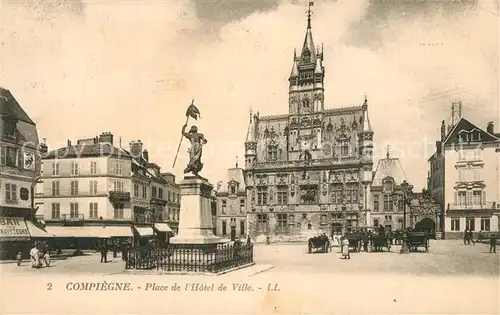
246;235;252;245
266;235;270;245
489;234;497;254
463;229;469;245
100;242;108;263
341;236;350;259
113;242;118;258
30;244;40;268
16;251;22;266
43;251;51;267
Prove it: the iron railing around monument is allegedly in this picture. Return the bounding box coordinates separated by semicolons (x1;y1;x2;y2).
125;242;254;273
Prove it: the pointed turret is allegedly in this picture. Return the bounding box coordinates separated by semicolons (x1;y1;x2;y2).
314;49;323;74
359;94;374;163
299;3;316;65
245;109;257;168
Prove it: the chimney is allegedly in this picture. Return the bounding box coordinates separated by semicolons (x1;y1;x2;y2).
129;140;143;160
451;101;462;126
67;140;72;147
440;120;446;141
143;149;149;162
39;138;48;155
487;122;494;134
99;132;114;144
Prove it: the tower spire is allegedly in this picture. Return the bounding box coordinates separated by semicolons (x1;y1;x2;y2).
307;1;314;29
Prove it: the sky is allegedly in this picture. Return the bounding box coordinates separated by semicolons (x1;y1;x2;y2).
1;0;498;191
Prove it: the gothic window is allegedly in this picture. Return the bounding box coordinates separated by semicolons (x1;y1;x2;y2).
267;145;278;161
331;184;342;204
257;214;268;233
383;194;393;211
277;186;288;205
347;184;358;203
341;141;349;156
257;187;268;205
277;214;288;233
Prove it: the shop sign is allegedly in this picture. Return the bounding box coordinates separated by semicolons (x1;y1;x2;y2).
0;217;29;237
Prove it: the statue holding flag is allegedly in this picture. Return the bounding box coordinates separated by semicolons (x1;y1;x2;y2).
173;100;207;177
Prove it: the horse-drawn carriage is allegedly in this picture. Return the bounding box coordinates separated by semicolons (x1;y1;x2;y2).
345;233;363;252
371;233;391;252
308;235;331;253
406;231;429;252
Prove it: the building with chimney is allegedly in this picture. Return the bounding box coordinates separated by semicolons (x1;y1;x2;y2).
243;6;374;242
0;87;51;259
38;134;178;248
215;160;247;240
428;102;500;238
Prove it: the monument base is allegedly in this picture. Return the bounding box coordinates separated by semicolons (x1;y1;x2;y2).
170;176;224;245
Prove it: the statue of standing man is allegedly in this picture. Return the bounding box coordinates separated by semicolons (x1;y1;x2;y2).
172;100;207;177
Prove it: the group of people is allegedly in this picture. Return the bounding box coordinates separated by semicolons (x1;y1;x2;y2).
26;243;51;268
464;230;497;253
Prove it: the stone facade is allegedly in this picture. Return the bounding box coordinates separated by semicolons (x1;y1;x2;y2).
428;102;500;239
242;15;374;242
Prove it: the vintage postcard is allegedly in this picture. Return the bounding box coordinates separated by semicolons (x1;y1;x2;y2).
0;0;498;314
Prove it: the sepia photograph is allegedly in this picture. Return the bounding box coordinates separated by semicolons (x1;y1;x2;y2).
0;0;499;314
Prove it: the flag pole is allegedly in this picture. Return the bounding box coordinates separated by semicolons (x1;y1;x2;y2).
172;99;195;168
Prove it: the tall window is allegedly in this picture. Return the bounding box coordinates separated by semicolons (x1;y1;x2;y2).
257;214;268;233
288;214;295;230
346;184;358;203
142;185;147;198
222;221;227;236
90;161;97;175
239;199;245;213
456;191;466;206
481;217;490;231
383;195;393;211
332;184;342;204
0;146;5;166
221;200;227;214
277;187;288;205
113;181;124;192
5;183;17;201
277;214;288;233
472;191;482;205
373;219;379;227
466;217;475;231
159;188;163;199
134;184;139;197
51;203;60;219
51;181;60;196
168;191;171;201
89;203;98;218
70;181;79;196
71;162;79;175
114;204;124;219
115;161;122;175
240;220;245;236
341;141;349;156
5;147;18;167
52;162;60;176
89;180;98;195
152;187;157;198
373;195;379;211
257;187;268;205
383;181;393;192
451;218;460;231
267;145;278;161
70;203;79;218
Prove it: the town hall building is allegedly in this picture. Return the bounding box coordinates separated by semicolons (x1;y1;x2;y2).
239;9;375;242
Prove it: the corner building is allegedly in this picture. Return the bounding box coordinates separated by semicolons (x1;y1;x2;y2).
244;15;374;242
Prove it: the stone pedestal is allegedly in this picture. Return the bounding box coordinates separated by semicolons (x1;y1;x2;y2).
170;176;224;244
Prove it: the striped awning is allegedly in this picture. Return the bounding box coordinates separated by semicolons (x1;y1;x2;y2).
134;226;154;237
154;223;173;233
25;220;55;238
45;226;133;238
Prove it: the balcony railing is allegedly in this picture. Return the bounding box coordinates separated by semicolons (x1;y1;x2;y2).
448;201;498;211
109;191;131;202
62;214;84;221
150;197;167;206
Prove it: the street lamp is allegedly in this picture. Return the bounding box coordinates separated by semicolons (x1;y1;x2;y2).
399;180;413;254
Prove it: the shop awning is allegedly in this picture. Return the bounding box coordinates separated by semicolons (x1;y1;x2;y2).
45;226;133;238
25;220;55;238
134;226;154;237
154;223;173;233
0;216;30;241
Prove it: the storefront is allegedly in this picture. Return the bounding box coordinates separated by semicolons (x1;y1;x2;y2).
133;225;155;246
153;222;174;244
0;216;31;260
45;225;133;250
